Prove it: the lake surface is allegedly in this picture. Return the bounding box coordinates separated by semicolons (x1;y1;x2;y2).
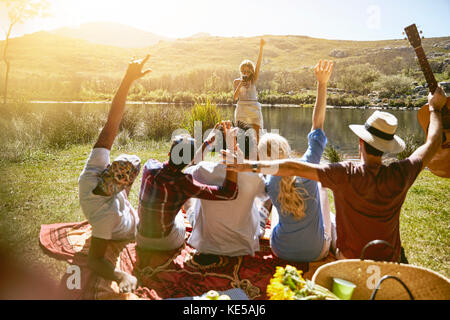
224;105;423;157
260;106;424;157
31;102;426;157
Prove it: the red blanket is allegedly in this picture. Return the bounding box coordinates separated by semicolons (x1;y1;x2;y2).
39;220;312;300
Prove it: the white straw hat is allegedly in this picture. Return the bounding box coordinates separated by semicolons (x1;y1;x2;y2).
349;111;406;154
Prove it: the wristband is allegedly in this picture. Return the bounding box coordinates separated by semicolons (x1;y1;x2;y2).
204;140;213;151
259;205;270;218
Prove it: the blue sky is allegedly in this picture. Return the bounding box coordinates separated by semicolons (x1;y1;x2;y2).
1;0;449;40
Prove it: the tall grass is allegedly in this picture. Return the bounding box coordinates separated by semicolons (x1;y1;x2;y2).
397;133;424;160
323;144;344;163
142;105;186;140
0;102;190;161
182;99;232;136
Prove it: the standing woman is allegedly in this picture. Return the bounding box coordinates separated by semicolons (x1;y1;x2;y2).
233;38;265;143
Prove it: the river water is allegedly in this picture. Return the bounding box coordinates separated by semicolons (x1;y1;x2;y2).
30;102;425;158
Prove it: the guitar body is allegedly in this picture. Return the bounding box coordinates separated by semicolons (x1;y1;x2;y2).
417;98;450;178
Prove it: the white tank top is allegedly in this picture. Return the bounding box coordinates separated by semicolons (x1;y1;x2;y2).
239;83;258;101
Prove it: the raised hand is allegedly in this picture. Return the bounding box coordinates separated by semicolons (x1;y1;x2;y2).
428;85;447;111
314;60;334;85
203;122;221;148
124;54;152;82
260;38;266;47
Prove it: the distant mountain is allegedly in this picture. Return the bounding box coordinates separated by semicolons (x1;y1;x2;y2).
51;22;172;48
186;32;212;39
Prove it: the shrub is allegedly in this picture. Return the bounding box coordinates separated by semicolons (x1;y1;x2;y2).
183;99;228;136
142;105;186;140
337;64;380;95
397;134;424;160
120;106;146;138
323;144;343;163
373;74;413;98
44;110;104;149
117;129;131;147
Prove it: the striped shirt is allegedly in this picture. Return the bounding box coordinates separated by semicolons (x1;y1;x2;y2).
138;159;238;238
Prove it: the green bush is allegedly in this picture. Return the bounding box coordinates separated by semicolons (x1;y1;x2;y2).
397;134;424;160
120;106;146;138
373;74;413;98
323;144;343;163
183;99;229;136
142;105;186;140
337;64;380;95
44;110;104;149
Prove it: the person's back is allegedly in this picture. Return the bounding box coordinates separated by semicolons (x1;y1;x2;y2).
266;175;325;262
318;156;423;261
138;158;188;240
137;156;239;251
262;128;329;262
79;149;139;241
137;124;240;252
185;161;266;256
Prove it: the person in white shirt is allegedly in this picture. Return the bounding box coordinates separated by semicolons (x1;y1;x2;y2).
184;123;269;261
78;54;151;293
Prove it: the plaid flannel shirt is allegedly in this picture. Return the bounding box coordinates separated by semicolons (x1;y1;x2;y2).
138;159;238;238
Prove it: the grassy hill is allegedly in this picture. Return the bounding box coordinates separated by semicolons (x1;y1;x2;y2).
1;30;449;103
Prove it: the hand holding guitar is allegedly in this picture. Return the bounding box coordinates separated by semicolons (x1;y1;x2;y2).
405;23;450;178
428;86;447;112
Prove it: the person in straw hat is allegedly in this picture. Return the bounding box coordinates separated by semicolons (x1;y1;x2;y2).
79;54;152;293
223;86;447;263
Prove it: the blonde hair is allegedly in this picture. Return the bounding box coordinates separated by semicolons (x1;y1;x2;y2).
239;60;255;81
258;133;307;220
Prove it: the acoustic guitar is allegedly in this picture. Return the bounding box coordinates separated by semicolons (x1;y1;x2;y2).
404;24;450;178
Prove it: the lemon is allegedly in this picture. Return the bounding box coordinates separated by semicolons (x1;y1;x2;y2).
206;290;220;300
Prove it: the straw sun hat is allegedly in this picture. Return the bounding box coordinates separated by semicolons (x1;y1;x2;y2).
349;111;406;154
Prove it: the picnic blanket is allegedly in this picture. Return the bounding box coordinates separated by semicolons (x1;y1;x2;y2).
39;218;334;300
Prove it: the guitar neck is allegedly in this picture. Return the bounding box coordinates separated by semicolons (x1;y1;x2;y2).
414;45;438;93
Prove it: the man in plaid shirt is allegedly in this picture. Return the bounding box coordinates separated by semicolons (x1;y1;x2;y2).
137;123;239;252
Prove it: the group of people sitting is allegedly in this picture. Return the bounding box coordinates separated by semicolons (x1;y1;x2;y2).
78;47;447;294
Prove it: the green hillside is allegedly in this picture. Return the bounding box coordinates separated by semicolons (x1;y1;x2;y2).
1;31;449;103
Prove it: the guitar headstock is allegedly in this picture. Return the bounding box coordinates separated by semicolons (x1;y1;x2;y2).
404;23;438;93
404;24;422;49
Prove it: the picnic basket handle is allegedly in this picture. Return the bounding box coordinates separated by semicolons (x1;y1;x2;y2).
360;240;394;261
370;275;415;300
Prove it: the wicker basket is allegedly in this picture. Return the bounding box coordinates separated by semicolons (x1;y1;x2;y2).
312;259;450;300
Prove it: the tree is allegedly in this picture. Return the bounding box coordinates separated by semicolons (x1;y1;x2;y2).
1;0;49;103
